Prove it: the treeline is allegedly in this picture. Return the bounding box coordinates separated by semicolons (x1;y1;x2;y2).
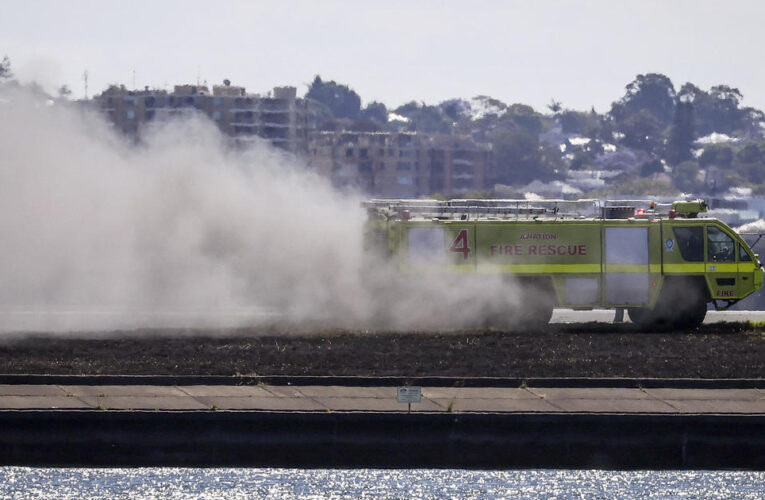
306;74;765;195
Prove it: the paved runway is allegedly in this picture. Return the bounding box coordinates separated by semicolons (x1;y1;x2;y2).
552;309;765;324
0;308;764;332
3;383;765;414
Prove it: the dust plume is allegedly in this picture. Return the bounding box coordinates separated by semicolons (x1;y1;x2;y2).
0;86;521;333
0;86;369;330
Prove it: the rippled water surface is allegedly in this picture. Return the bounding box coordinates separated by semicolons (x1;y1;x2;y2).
1;468;764;499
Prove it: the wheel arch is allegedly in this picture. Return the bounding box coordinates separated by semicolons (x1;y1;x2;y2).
663;275;712;303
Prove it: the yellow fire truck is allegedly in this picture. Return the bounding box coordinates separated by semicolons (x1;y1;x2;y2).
363;199;763;328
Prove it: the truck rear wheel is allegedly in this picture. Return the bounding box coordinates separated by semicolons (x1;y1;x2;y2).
626;307;648;325
484;279;555;330
517;279;555;328
521;295;554;326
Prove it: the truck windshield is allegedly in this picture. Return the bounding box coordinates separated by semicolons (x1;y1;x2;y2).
708;226;735;262
673;226;703;262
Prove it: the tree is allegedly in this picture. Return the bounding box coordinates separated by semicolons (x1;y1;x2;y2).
392;102;453;134
558;109;602;137
671;160;703;192
491;129;563;185
678;82;748;136
361;101;388;124
349;117;382;132
611;73;676;126
439;99;471;122
0;55;12;80
547;99;562;114
740;107;765;138
58;85;72;99
698;145;734;169
665;100;695;165
730;143;765;185
594;150;639;172
640;159;664;177
709;85;744;133
305;75;362;120
500;103;545;136
737;144;762;164
619;110;664;153
737;161;765;185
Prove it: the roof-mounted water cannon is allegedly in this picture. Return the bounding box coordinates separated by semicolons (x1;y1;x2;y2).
670;200;707;219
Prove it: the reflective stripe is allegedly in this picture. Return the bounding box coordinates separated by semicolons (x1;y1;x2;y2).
664;263;705;273
707;263;737;272
401;264;475;273
604;264;653;273
477;264;601;273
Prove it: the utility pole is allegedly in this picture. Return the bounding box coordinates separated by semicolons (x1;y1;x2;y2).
83;71;89;99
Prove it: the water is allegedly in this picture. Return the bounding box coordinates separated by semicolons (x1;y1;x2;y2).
1;468;764;499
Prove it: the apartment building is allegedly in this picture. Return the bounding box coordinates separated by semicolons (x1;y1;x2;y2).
308;131;491;197
427;135;490;194
93;83;315;154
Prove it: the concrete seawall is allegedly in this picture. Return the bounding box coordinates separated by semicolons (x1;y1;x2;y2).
3;411;765;469
2;378;764;469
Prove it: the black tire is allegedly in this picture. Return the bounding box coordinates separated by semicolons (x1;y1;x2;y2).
627;307;649;325
484;279;555;330
522;296;554;326
518;279;555;328
628;280;707;329
670;286;707;329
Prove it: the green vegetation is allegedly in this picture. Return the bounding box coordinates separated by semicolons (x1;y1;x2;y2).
4;52;763;196
306;71;765;195
0;55;12;80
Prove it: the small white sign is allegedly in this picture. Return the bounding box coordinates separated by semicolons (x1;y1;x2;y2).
397;386;422;403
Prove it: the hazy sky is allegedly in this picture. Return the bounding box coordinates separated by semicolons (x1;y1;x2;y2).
3;0;764;112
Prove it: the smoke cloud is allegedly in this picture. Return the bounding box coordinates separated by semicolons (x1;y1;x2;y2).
0;86;519;333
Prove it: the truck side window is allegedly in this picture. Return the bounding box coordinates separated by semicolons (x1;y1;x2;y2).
707;226;735;262
672;226;703;262
739;244;753;262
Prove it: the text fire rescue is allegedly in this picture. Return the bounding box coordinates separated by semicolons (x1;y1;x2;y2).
490;244;587;256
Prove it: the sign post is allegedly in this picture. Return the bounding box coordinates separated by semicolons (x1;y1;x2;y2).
397;386;422;413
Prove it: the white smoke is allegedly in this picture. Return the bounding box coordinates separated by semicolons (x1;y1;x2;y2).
0;85;522;333
0;86;371;329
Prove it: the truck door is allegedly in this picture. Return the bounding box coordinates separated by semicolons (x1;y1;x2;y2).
706;225;737;300
736;239;758;298
604;226;651;306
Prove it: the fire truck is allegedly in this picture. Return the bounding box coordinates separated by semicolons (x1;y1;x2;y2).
363;198;763;328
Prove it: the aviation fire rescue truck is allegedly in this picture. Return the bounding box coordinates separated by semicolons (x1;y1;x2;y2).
363;198;763;328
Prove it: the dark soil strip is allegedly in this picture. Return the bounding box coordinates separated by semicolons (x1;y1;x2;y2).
1;323;763;379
